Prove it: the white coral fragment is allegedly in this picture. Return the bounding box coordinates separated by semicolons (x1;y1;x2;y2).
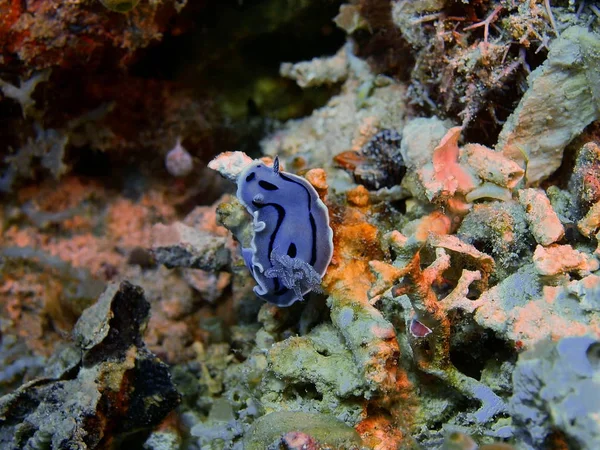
518;188;565;246
428;234;495;278
0;70;50;118
208;151;253;182
533;244;599;277
334;4;368;34
401;116;452;170
465;182;512;203
462;143;524;189
280;45;348;88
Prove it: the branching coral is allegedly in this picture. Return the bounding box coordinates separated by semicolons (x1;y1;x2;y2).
0;70;50;118
0;125;69;193
371;243;506;424
323;190;418;448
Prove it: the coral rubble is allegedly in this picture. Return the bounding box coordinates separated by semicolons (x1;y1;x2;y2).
1;0;600;449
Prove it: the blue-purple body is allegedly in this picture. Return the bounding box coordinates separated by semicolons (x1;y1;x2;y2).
236;158;334;306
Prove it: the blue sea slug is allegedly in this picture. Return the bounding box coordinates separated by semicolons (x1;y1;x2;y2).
236;157;334;306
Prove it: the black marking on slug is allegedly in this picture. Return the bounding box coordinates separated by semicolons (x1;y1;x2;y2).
259;180;279;191
246;172;256;182
309;212;317;266
280;173;312;210
287;243;297;258
252;201;286;264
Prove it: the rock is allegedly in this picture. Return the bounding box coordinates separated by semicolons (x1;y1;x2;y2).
0;281;181;449
497;26;600;184
510;336;600;450
151;222;230;271
518;188;564;246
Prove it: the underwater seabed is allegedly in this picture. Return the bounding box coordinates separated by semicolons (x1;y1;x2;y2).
1;1;600;449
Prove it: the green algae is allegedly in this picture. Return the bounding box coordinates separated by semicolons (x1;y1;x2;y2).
260;323;366;425
243;411;362;449
267;324;365;398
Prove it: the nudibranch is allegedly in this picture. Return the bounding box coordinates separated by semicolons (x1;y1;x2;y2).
236;157;334;306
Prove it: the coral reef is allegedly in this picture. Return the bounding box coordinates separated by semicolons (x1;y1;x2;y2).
0;0;186;73
1;0;600;449
388;0;600;142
